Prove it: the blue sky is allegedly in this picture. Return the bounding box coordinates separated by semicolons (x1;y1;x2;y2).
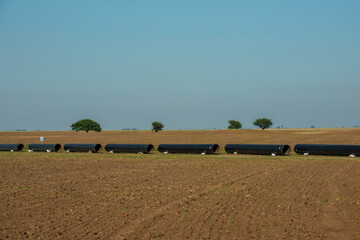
1;0;359;130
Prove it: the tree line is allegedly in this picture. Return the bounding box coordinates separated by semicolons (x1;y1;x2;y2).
71;118;273;133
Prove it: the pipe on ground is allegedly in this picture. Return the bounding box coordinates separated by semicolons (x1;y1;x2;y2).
157;144;220;154
225;144;291;155
0;144;24;151
294;144;360;156
28;144;62;152
63;143;102;153
105;144;154;153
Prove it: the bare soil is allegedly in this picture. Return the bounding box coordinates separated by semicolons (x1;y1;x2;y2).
0;129;360;239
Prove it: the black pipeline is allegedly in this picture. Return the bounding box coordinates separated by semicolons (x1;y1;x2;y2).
0;144;24;151
225;144;291;156
29;144;62;152
64;143;102;153
105;144;154;153
157;144;220;154
294;144;360;156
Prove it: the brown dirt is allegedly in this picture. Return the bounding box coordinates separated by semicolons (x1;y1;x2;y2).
0;129;360;239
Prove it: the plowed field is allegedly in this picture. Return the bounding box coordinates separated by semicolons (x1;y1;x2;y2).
0;129;360;239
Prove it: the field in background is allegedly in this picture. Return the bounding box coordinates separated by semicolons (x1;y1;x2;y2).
0;128;360;239
1;128;360;153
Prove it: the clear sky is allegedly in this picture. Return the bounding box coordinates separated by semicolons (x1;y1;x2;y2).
1;0;359;130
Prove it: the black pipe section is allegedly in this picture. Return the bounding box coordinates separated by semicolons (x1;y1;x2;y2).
63;143;102;153
157;144;220;154
29;144;62;152
225;144;291;155
105;144;154;153
294;144;360;156
0;144;24;151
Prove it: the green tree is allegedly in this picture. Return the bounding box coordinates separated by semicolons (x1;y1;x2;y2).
152;121;164;132
71;119;102;133
228;120;242;129
253;118;273;130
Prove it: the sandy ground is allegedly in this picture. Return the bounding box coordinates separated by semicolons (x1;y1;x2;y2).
0;129;360;239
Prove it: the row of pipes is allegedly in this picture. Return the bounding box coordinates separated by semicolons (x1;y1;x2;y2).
1;143;360;156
